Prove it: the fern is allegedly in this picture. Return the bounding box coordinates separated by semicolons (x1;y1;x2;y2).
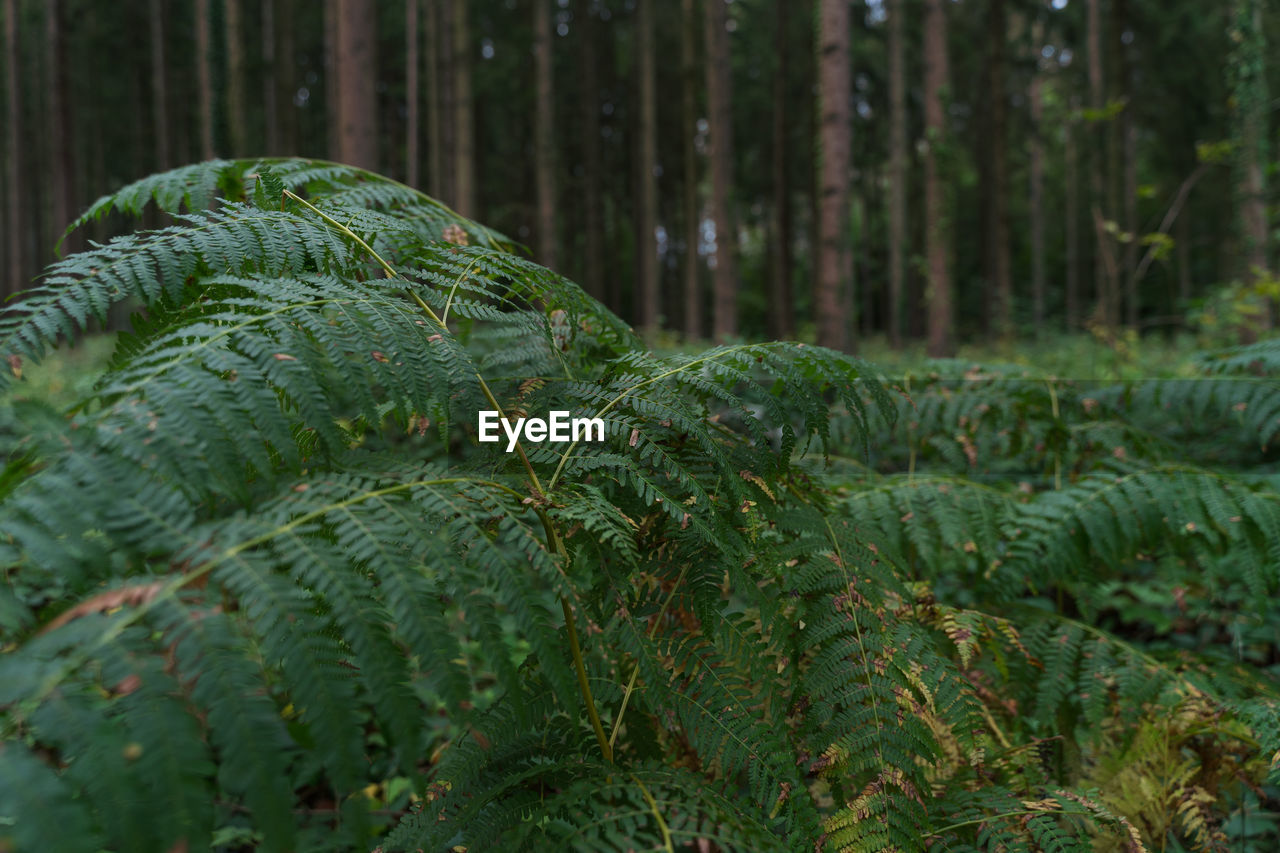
2;158;1276;853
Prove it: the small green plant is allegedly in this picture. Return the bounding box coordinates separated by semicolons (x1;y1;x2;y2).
0;160;1277;853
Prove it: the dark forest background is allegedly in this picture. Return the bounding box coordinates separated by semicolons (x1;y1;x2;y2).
2;0;1276;353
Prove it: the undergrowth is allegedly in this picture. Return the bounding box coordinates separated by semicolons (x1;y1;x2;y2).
0;158;1277;852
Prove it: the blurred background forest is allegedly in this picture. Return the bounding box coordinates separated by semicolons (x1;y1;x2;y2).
1;0;1277;355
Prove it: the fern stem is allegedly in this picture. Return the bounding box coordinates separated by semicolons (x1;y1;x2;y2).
629;773;674;852
608;561;693;749
562;596;613;763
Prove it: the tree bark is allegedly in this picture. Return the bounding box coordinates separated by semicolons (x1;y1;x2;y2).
1029;20;1046;332
407;0;420;185
534;0;558;269
887;0;906;348
681;0;701;338
1065;101;1079;330
149;0;170;170
46;0;76;248
262;0;279;153
195;0;215;159
767;0;793;341
5;0;23;296
334;0;378;169
1086;0;1113;326
226;0;247;157
276;0;297;155
1114;0;1138;326
705;0;738;340
576;0;603;302
425;0;442;197
437;0;456;204
1234;0;1269;298
636;0;658;331
453;0;475;216
985;0;1011;337
924;0;952;357
815;0;850;351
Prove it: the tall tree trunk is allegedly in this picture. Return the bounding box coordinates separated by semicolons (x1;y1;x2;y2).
149;0;170;170
815;0;850;351
768;0;793;340
887;0;906;348
576;0;603;302
425;0;442;197
1112;0;1138;326
195;0;215;159
453;0;475;216
276;0;297;155
924;0;952;357
1086;0;1112;326
985;0;1011;336
680;0;701;338
407;0;420;185
636;0;658;330
263;0;279;153
4;0;22;297
333;0;378;169
1232;0;1270;328
1065;103;1079;329
705;0;738;340
534;0;558;269
1177;205;1191;307
437;0;456;205
226;0;247;157
46;0;75;249
1029;20;1046;331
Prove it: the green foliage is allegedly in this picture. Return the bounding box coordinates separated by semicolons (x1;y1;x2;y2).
0;159;1277;853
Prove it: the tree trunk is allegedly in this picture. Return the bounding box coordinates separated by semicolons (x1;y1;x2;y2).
437;0;456;204
705;0;738;340
262;0;279;153
407;0;420;185
985;0;1011;336
1233;0;1269;326
46;0;76;249
680;0;701;338
5;0;22;296
149;0;170;170
195;0;215;159
576;0;603;302
924;0;952;357
1086;0;1113;326
1065;102;1079;329
334;0;378;169
1029;20;1046;332
767;0;793;341
1177;205;1191;307
815;0;850;351
1115;0;1138;326
226;0;247;157
636;0;658;331
452;0;475;216
887;0;906;348
276;0;298;155
534;0;558;269
425;0;442;197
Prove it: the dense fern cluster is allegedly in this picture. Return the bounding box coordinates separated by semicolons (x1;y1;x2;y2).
0;159;1277;852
